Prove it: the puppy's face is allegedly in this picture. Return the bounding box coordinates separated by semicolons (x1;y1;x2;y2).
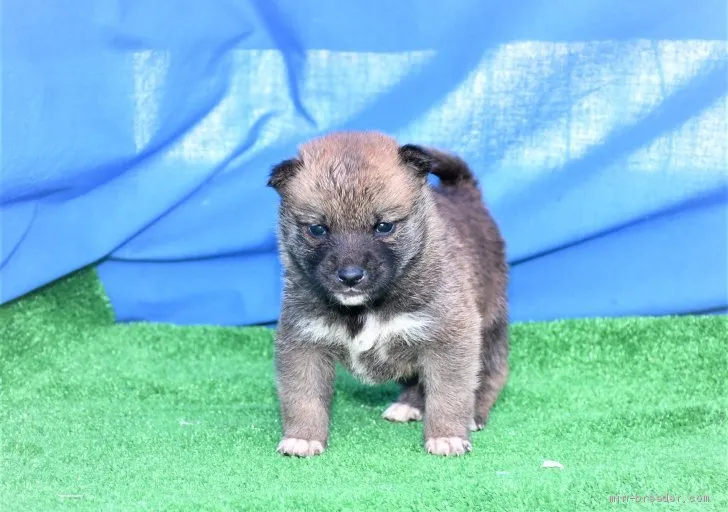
268;132;431;307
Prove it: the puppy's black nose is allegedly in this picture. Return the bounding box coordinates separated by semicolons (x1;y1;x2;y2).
337;265;365;286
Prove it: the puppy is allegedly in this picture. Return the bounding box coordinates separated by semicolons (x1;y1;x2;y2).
267;131;508;457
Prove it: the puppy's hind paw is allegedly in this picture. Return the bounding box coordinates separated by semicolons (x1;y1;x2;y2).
425;437;472;456
276;438;325;457
469;417;485;431
382;402;423;423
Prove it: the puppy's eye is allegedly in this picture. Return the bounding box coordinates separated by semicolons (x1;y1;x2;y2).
308;224;329;238
374;222;395;235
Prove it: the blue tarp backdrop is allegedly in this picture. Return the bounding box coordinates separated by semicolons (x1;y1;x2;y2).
1;1;727;325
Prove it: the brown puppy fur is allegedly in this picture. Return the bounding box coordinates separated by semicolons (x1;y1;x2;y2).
267;131;508;457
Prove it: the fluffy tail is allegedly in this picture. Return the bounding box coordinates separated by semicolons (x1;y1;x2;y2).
426;147;479;189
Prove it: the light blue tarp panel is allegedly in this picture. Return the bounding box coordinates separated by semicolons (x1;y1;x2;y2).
2;1;726;325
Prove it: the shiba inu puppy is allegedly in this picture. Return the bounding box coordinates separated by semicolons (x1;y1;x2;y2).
267;131;508;457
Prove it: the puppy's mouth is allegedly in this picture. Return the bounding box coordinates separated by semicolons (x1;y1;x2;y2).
334;289;369;307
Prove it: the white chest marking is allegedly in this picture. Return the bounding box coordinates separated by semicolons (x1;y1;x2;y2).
296;313;432;382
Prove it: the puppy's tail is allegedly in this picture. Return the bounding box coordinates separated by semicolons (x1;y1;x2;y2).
426;147;480;191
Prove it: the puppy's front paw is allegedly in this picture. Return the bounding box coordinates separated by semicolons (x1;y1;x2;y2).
382;402;423;422
425;437;472;456
276;438;325;457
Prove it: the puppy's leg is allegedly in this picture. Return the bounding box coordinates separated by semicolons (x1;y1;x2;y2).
421;341;479;456
275;341;335;457
382;376;424;423
472;318;509;431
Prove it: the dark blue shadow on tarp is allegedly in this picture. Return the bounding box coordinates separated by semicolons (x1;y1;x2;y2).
1;0;726;325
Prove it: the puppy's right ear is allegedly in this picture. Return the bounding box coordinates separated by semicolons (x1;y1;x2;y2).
398;144;432;179
267;158;302;191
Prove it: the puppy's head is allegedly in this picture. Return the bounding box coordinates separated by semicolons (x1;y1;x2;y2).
268;131;432;307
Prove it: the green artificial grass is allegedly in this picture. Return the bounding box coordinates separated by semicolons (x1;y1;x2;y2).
1;269;726;511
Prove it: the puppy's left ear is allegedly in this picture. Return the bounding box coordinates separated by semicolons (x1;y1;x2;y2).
267;158;302;191
398;144;432;179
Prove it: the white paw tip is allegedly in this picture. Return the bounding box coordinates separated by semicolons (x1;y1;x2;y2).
276;438;325;457
382;402;423;422
425;437;472;456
